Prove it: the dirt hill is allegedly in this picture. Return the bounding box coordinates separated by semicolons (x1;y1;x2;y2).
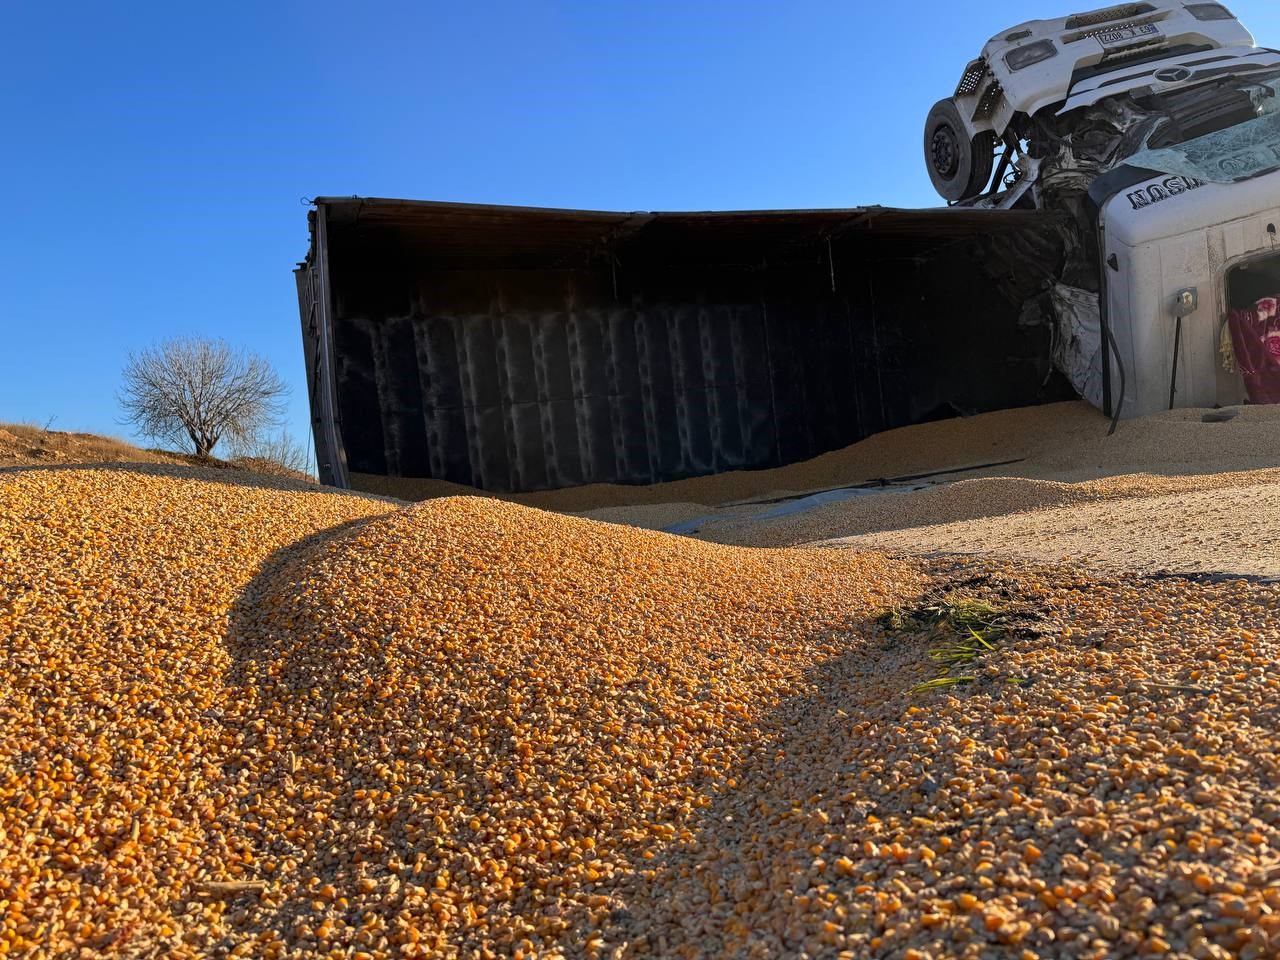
0;423;315;485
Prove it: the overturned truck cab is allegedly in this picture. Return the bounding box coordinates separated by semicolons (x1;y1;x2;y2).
1088;159;1280;420
930;0;1280;424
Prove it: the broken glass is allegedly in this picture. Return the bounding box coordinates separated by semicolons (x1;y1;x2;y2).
1126;80;1280;183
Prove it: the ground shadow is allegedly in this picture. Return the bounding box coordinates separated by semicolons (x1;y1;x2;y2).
599;615;939;957
161;505;397;950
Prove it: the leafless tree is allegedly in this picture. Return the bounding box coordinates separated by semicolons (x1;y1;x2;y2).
118;337;289;458
226;429;315;478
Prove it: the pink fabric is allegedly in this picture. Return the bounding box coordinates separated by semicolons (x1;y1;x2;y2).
1227;298;1280;404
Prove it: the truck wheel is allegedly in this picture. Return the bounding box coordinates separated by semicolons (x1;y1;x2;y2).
924;100;996;202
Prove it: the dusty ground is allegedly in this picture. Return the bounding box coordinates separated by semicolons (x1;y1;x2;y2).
352;401;1280;511
823;480;1280;579
561;404;1280;578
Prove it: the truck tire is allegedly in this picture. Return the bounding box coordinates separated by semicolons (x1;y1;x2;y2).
924;100;996;202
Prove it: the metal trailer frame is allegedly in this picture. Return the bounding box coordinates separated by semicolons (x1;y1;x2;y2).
295;205;349;488
296;197;1072;493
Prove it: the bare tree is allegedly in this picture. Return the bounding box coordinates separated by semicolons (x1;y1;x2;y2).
226;429;315;478
118;337;289;458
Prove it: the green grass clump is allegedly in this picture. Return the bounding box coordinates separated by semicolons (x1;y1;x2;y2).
877;594;1011;696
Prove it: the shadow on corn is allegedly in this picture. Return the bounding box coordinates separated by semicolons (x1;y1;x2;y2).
191;510;396;944
606;577;1045;957
602;626;937;957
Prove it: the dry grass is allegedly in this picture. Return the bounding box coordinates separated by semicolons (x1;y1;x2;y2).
0;423;317;486
172;452;317;486
0;422;181;467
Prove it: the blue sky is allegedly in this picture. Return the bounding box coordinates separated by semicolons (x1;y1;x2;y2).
3;1;1278;458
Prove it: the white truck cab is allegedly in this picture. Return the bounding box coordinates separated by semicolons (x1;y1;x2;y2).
925;1;1279;203
978;2;1255;124
1098;165;1280;416
925;1;1280;420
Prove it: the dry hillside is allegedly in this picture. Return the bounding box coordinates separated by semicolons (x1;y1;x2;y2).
0;423;315;485
0;423;182;468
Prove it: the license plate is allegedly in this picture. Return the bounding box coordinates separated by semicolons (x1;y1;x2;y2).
1097;23;1161;46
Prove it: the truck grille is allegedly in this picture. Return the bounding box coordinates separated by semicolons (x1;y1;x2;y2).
1065;15;1164;43
1065;3;1157;30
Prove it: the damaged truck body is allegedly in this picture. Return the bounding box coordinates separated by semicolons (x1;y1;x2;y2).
298;1;1280;493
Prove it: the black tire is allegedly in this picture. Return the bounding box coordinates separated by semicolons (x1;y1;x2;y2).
924;99;996;202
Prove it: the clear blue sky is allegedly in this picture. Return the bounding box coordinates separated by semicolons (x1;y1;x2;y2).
3;1;1278;458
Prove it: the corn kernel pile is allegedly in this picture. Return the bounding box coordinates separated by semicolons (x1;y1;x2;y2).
3;466;1278;959
1;468;395;957
622;563;1280;959
0;467;914;958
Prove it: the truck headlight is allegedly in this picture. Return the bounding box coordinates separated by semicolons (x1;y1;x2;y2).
1005;40;1057;72
1185;3;1235;20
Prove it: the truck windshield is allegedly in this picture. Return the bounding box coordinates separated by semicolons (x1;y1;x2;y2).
1127;82;1280;184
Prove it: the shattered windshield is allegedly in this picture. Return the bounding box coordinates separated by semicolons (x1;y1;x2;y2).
1127;75;1280;182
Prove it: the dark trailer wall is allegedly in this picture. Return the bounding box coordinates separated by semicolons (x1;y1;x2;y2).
296;197;1071;493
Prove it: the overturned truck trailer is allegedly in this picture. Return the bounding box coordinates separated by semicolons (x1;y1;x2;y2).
297;2;1280;494
295;198;1074;492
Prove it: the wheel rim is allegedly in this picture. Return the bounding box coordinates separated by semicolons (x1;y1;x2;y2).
930;123;960;179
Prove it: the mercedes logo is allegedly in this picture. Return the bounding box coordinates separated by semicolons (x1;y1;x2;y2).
1155;67;1193;83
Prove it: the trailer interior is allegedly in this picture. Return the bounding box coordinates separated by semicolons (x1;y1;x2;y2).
297;197;1075;493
